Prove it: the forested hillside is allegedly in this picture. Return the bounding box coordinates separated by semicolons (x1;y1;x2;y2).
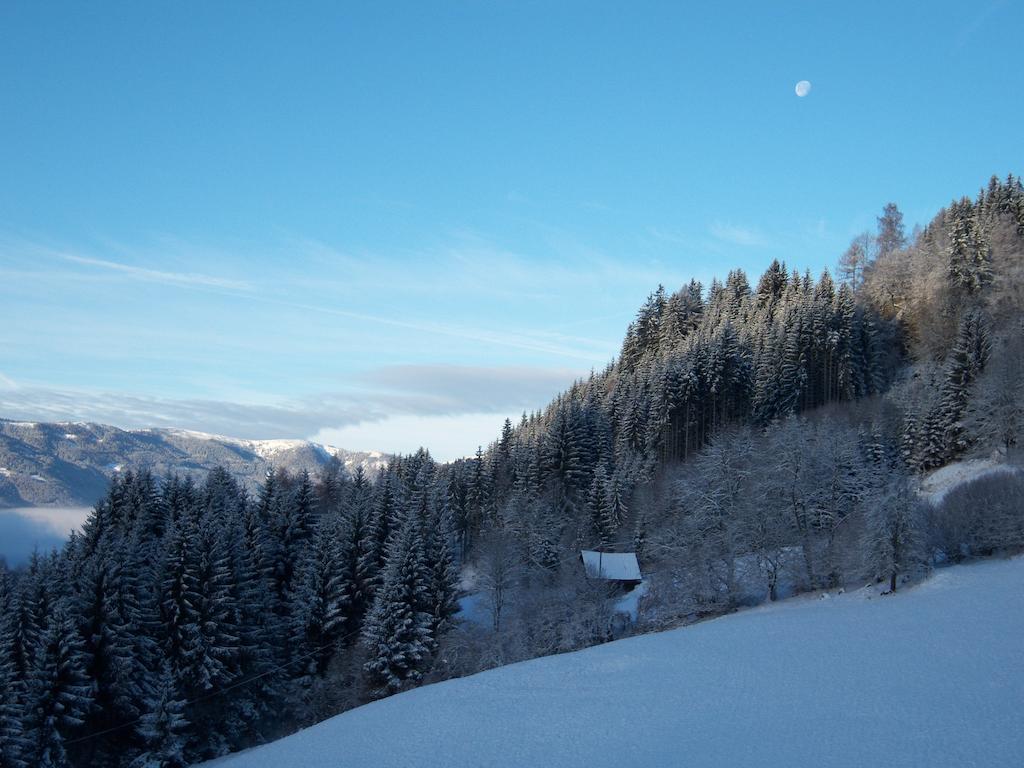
1;175;1022;768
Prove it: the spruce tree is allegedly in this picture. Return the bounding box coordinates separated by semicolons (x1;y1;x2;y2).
609;472;629;531
587;467;616;550
159;512;238;758
947;199;993;294
541;405;586;514
222;501;277;749
25;601;93;768
0;569;29;768
424;507;460;638
465;447;491;545
335;474;377;638
920;309;992;468
292;516;350;681
72;539;154;764
130;664;188;768
364;471;400;585
362;515;433;695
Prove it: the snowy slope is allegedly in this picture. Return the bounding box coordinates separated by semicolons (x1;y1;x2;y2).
919;456;1019;503
206;557;1024;768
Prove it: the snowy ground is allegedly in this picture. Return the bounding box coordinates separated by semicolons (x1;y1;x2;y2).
919;456;1018;503
612;579;648;622
205;556;1024;768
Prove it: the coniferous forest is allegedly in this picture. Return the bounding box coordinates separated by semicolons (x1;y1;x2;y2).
2;175;1023;767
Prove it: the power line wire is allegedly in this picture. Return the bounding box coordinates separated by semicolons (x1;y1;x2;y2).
65;623;367;747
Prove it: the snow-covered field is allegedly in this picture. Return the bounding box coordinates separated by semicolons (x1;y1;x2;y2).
206;556;1024;768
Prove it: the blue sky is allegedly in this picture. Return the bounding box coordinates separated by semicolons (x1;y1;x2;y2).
1;1;1021;460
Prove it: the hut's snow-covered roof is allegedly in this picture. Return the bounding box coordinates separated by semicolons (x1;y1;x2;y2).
580;550;641;581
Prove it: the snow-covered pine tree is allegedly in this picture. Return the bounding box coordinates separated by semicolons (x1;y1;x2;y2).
361;514;434;695
834;283;857;400
778;304;809;416
947;198;993;295
130;664;188;768
966;331;1024;453
159;509;238;760
586;467;615;550
424;505;460;638
292;515;350;683
0;567;29;768
223;499;278;745
609;472;629;531
465;446;491;548
8;553;48;684
525;501;561;573
752;325;784;424
631;506;648;562
920;309;992;469
498;418;514;463
364;470;400;586
80;483;121;558
315;455;349;516
444;470;471;562
71;538;155;765
540;404;586;517
335;470;377;638
24;600;93;768
279;470;317;601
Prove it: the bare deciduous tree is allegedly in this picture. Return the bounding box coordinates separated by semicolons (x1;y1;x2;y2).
475;530;524;633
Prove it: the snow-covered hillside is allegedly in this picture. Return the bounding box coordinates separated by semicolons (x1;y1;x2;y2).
207;557;1024;768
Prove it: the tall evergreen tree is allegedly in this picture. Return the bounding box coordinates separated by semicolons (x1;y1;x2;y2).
587;467;616;550
292;516;350;685
947;199;993;294
424;507;460;638
362;515;434;695
0;568;29;768
130;664;188;768
24;601;93;768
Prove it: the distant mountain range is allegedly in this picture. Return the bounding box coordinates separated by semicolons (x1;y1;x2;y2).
0;419;390;508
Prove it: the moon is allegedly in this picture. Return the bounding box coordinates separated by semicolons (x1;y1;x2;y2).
795;80;812;97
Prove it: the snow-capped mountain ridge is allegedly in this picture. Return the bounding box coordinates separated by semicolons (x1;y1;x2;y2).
0;419;390;507
156;427;385;462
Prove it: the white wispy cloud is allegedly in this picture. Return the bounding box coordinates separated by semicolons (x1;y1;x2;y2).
0;371;16;389
0;386;373;439
647;227;696;247
356;364;584;414
0;364;583;443
244;295;614;363
61;253;252;291
709;221;770;247
16;238;620;363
